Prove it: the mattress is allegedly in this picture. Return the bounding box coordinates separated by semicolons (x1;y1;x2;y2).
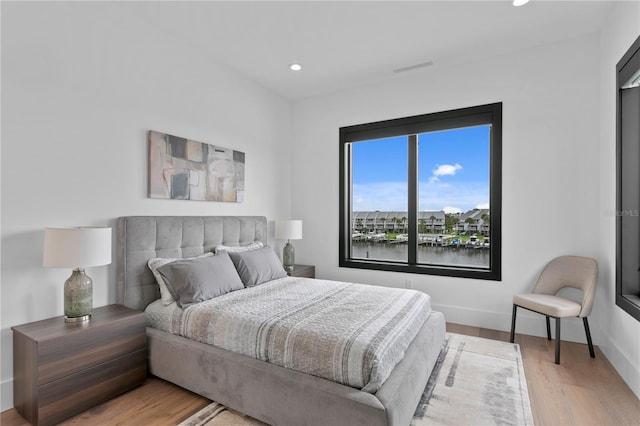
145;276;431;393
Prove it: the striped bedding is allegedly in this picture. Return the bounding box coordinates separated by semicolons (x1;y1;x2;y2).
145;276;431;393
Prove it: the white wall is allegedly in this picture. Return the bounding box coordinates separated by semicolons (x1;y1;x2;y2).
293;10;640;398
0;2;292;410
3;0;638;414
597;1;640;399
292;35;603;350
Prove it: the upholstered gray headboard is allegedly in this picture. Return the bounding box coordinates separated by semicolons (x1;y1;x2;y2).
117;216;267;311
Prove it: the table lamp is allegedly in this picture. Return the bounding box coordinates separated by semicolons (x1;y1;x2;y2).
43;227;112;322
275;220;303;271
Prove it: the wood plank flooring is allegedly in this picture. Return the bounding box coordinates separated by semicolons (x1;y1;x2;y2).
2;323;638;425
447;323;639;426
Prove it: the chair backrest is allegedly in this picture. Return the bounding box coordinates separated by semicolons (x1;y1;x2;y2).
533;255;598;317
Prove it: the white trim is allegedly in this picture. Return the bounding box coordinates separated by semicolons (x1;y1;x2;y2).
598;333;640;399
1;379;13;412
432;303;598;344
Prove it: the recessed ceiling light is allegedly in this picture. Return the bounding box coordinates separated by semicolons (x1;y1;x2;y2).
513;0;530;6
289;63;302;71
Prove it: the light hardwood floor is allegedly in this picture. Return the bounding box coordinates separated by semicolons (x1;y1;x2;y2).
2;323;638;426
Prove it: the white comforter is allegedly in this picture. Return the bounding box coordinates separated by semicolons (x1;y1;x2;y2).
146;276;431;392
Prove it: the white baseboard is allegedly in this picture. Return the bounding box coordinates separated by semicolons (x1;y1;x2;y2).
1;379;13;412
432;303;595;344
598;334;640;399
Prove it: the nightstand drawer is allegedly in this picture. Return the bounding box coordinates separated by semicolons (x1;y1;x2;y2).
38;325;146;385
12;305;148;426
38;349;147;426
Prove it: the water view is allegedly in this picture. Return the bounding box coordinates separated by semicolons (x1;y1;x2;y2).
349;125;493;270
352;241;490;268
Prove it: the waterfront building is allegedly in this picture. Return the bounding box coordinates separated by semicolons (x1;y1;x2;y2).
353;209;490;237
352;211;446;234
455;208;490;236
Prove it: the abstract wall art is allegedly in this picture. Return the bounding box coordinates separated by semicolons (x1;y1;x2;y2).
148;130;245;202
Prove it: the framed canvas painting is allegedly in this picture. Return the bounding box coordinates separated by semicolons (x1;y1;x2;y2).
148;130;245;202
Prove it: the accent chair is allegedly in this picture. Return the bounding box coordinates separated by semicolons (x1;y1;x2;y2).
510;255;598;364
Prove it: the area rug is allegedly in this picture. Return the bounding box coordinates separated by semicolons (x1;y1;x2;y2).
179;333;534;426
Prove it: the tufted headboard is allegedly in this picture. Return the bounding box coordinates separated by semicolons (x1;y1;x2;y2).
117;216;267;311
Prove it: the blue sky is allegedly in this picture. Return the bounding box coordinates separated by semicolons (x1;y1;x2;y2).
352;125;490;213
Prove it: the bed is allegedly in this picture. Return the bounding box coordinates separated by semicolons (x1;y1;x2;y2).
117;216;445;426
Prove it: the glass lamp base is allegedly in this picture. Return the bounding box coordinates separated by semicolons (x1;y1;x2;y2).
283;241;295;271
64;268;93;322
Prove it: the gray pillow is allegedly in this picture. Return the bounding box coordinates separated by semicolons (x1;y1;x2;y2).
228;246;288;287
156;252;244;308
148;252;214;306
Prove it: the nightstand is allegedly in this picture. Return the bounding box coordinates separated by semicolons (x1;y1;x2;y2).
12;304;147;426
287;264;315;278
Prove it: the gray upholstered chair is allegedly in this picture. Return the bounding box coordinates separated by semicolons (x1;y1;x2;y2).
510;255;598;364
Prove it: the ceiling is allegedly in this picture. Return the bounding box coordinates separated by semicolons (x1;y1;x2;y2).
120;1;614;100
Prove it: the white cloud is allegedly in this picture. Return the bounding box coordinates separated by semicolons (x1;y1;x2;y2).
442;206;462;214
476;202;490;209
429;163;462;184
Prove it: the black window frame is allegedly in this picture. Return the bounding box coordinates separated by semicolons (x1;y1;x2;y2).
616;34;640;322
339;102;502;281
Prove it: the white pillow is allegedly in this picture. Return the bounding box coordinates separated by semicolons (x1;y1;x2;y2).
214;241;264;254
148;252;214;305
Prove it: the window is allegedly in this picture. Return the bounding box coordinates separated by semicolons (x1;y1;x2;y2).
616;34;640;322
339;103;502;280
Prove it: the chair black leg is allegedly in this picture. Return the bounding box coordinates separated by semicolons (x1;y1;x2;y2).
555;317;561;364
583;317;595;358
510;305;517;343
546;316;552;340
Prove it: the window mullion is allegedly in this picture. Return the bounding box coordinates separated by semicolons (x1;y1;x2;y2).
408;135;418;264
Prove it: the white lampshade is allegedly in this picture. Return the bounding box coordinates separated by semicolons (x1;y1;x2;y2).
43;227;112;268
275;220;303;240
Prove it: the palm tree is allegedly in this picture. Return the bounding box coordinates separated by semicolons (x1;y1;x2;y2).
481;213;490;236
418;219;426;234
445;213;458;233
380;217;387;233
429;215;437;234
465;216;475;233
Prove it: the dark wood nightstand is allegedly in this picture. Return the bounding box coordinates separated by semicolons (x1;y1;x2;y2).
287;264;315;278
12;304;147;426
